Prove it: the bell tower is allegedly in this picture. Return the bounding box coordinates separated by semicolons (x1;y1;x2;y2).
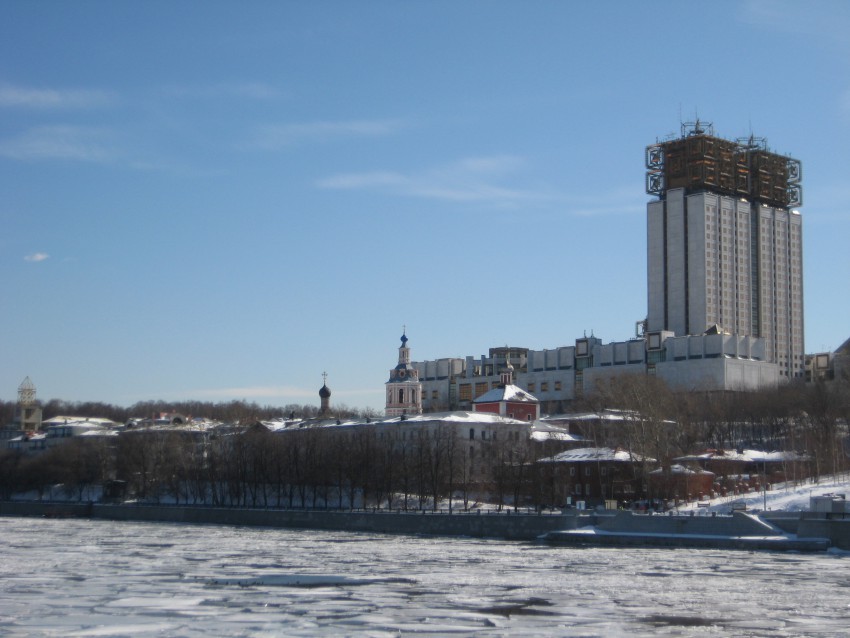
385;328;423;418
14;376;43;432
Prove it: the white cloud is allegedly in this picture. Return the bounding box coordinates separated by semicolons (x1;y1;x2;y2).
454;155;526;174
317;171;409;190
249;118;406;149
319;160;648;214
24;253;49;262
572;202;645;217
165;82;282;100
317;154;547;207
562;185;648;218
0;125;115;162
0;84;114;109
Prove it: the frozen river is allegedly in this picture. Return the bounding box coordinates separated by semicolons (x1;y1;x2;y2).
1;517;849;637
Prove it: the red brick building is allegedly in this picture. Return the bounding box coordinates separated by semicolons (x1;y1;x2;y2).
473;360;540;421
536;447;654;507
649;464;715;503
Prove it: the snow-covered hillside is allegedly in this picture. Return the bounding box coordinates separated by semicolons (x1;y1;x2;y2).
678;473;850;513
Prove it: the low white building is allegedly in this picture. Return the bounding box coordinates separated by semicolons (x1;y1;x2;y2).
5;416;120;452
414;331;779;413
267;410;579;482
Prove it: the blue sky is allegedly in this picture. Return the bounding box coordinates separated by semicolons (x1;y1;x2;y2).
2;1;849;412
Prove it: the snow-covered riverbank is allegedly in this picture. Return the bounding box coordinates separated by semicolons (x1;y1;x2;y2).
676;473;850;514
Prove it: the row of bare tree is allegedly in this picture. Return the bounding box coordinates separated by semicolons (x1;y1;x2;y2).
1;374;848;506
0;423;558;510
579;374;850;481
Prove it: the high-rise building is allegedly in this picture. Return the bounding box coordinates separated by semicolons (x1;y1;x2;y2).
645;121;804;378
410;121;800;410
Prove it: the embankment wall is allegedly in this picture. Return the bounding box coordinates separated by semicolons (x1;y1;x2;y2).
6;502;850;549
596;510;778;536
797;518;850;549
0;501;570;541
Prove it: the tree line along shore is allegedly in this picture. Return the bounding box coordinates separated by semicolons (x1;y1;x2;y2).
2;374;848;511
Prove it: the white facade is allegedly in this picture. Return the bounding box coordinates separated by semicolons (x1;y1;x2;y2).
413;333;778;412
647;188;804;379
756;204;804;377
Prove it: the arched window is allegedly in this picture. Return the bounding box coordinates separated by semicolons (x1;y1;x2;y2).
398;389;404;403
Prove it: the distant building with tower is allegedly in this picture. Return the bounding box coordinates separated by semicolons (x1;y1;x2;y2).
385;330;423;417
410;122;804;411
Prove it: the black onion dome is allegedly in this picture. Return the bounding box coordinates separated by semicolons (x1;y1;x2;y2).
319;384;331;399
400;333;408;346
